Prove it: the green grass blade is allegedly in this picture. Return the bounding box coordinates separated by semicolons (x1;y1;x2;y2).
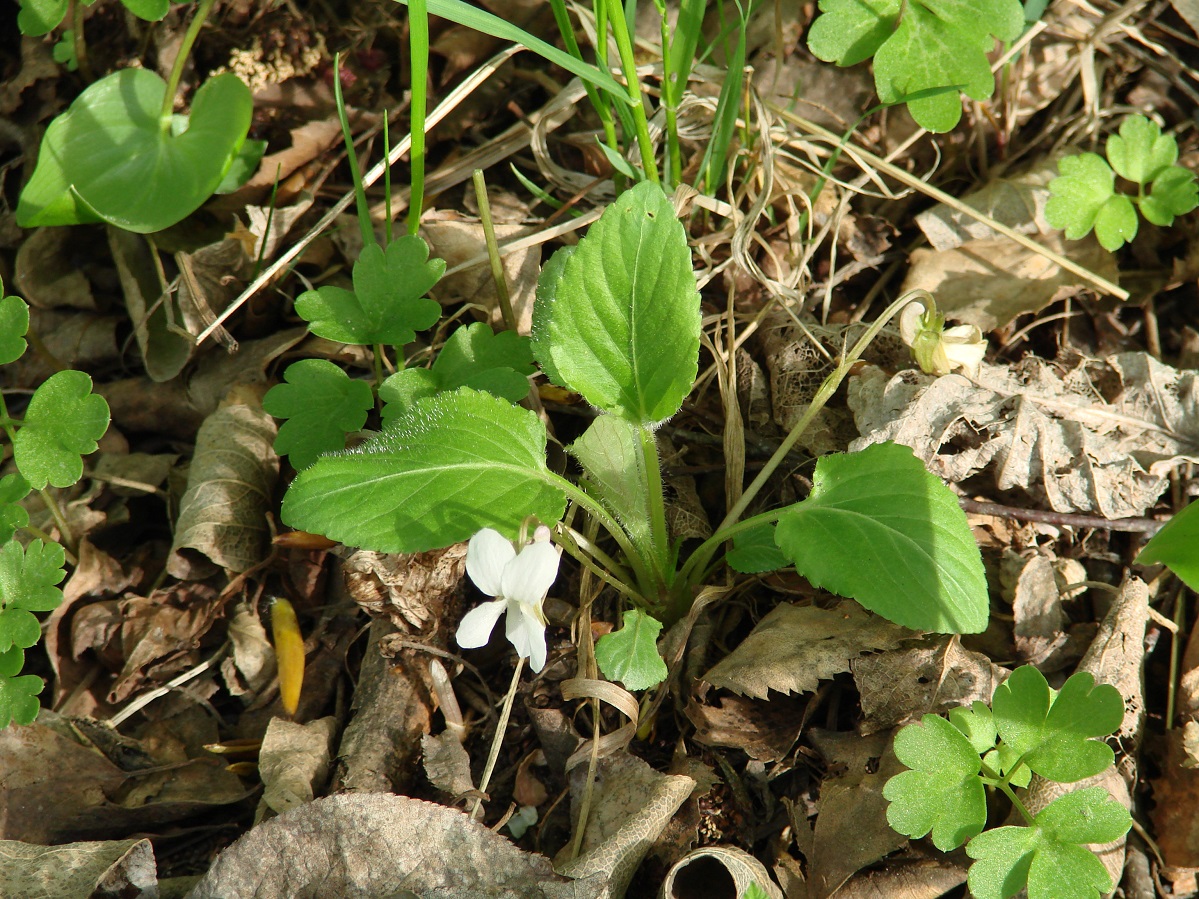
393;0;629;102
407;0;429;236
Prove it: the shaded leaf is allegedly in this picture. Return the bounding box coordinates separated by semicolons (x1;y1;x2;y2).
263;359;374;469
595;610;667;691
1136;500;1199;592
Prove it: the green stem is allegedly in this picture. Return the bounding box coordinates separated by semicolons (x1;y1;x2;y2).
37;488;75;555
559;527;640;602
471;169;518;332
639;426;670;591
653;0;679;190
406;0;429;236
677;291;923;589
159;0;217;129
606;0;660;183
70;0;93;82
550;0;619;159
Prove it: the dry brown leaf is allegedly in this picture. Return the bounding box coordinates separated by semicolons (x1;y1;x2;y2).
806;729;908;899
849;353;1199;519
685;687;805;761
14;226;98;310
258;717;338;818
168;400;279;578
0;837;157;899
8;308;120;390
186;792;607;898
702;601;911;699
422;730;476;798
343;543;467;634
853;636;1007;735
555;752;695;898
662;845;783;899
221;601;275;700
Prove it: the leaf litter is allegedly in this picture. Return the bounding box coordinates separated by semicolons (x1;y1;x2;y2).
1;2;1198;898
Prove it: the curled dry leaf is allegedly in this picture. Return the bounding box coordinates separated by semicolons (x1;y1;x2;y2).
168;400;279;579
257;716;337;819
661;845;783;899
702;601;912;699
186;792;608;899
850;353;1199;520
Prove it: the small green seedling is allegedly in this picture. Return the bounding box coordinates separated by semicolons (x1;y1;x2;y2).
0;278;110;728
279;182;990;690
1046;115;1199;251
885;665;1131;899
806;0;1025;132
17;1;263;233
1135;500;1199;593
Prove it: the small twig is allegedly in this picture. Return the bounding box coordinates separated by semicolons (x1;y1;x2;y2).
958;498;1166;535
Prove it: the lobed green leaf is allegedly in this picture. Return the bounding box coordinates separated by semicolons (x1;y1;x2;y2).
0;474;32;544
884;714;987;850
966;788;1129;899
282;388;566;553
380;322;534;423
263;360;375;470
532;181;700;425
0;669;45;729
295;236;443;346
0;290;30;366
1141;166;1199;227
0;539;66;653
774;441;989;633
1106;115;1177;185
594;609;668;691
991;666;1122;783
13;370;110;489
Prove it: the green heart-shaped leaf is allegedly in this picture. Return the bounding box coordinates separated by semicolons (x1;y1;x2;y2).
17;68;253;233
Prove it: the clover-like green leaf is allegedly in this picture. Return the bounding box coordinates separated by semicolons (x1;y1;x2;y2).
532;181;700;425
0;474;32;544
774;441;989;633
949;701;998;754
965;788;1130;899
726;522;788;574
0;290;30;366
1141;165;1199;227
1045;152;1140;251
263;359;375;470
17;0;68;35
282;388;566;553
1136;500;1199;592
13;370;110;489
1106;115;1177;185
0;651;45;728
807;0;1024;132
294;236;443;346
883;713;987;851
594;609;668;691
16;68;253;233
0;539;66;654
992;666;1122;783
379;322;534;424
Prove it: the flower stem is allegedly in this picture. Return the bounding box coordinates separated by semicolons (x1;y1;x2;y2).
159;0;217;130
470;656;525;821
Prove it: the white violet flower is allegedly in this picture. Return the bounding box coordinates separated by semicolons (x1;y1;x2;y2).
456;527;560;672
899;298;987;377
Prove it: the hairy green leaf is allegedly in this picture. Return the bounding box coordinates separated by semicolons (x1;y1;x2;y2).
0;291;29;366
884;713;987;850
0;663;45;728
595;609;668;691
532;182;700;425
774;441;989;633
263;360;375;469
295;236;443;346
807;0;1024;132
569;416;653;552
13;370;110;489
282;388;567;553
380;322;534;423
17;69;252;232
991;666;1122;783
0;539;66;653
1142;165;1199;227
1136;500;1199;592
